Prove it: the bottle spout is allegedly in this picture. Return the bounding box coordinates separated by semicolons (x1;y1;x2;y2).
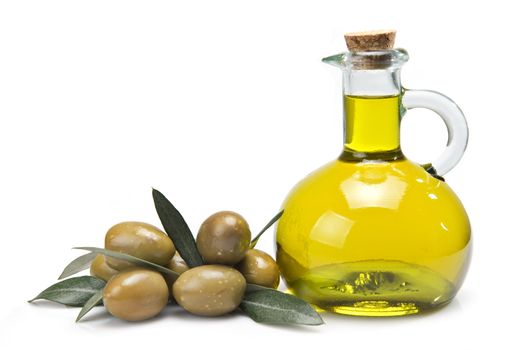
321;52;349;69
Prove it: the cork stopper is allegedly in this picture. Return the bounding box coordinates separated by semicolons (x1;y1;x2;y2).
344;30;396;51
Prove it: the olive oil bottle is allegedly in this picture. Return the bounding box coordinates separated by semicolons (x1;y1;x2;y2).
276;31;471;316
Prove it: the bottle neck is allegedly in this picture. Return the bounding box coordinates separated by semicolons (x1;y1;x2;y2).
339;68;404;162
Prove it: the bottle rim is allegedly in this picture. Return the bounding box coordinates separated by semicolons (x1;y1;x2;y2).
322;48;409;70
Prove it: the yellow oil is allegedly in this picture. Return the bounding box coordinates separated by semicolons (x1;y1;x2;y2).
344;95;400;153
276;95;471;316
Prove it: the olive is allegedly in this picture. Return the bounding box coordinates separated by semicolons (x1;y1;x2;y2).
236;249;280;289
164;252;189;294
173;265;246;316
167;252;189;274
103;268;169;321
104;221;175;270
196;211;251;265
90;254;119;282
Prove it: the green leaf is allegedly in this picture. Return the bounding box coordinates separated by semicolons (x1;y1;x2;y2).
58;252;98;280
29;276;106;307
240;289;323;325
245;283;273;293
76;289;104;322
73;247;179;277
250;210;284;248
152;188;204;267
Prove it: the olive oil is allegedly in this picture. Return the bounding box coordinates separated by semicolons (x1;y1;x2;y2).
344;95;400;154
283;259;458;316
276;95;471;316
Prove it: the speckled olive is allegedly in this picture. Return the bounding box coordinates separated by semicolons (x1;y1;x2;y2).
235;249;280;288
173;265;246;316
164;252;189;294
196;211;251;265
103;268;169;321
104;221;175;270
90;254;119;282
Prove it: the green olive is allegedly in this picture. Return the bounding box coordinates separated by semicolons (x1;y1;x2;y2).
164;252;189;294
104;221;175;270
90;254;119;282
236;249;280;289
173;265;246;316
103;268;168;321
196;211;251;265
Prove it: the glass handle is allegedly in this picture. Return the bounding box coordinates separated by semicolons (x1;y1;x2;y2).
402;89;469;175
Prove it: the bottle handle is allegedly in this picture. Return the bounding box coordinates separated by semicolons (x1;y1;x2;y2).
402;89;469;176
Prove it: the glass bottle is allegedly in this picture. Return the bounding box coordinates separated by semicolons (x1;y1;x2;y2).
275;38;471;316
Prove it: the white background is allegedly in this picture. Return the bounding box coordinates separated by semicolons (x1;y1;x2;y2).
0;1;521;349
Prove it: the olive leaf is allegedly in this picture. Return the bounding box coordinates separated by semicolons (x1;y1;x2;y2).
29;276;106;307
245;283;273;293
74;247;179;277
76;289;104;322
240;289;324;325
152;188;204;267
250;210;284;248
58;252;98;280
